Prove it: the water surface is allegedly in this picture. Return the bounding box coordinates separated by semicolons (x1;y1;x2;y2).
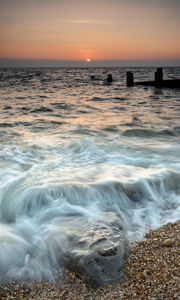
0;67;180;282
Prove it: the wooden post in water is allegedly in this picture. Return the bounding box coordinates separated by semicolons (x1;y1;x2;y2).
155;68;163;86
126;71;134;87
107;74;113;83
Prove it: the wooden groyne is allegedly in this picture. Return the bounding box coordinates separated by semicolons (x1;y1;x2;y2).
126;68;180;88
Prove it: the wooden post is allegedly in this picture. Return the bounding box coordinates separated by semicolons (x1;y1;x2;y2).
107;74;113;83
126;71;134;87
155;68;163;86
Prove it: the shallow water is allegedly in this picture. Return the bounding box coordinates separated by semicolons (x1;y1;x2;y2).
0;67;180;282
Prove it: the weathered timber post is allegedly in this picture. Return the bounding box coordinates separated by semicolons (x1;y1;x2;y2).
126;71;134;87
155;68;163;86
107;73;113;83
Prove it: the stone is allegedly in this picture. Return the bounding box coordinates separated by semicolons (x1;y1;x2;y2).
63;216;129;286
163;238;173;247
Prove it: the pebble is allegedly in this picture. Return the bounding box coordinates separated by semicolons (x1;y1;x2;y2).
163;238;174;247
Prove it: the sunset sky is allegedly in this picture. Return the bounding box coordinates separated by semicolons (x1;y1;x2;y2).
0;0;180;66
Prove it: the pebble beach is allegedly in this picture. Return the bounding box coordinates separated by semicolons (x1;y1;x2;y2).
0;221;179;300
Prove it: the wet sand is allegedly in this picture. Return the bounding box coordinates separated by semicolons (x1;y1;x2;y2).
0;221;179;300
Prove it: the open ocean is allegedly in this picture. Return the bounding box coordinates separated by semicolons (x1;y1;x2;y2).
0;67;180;283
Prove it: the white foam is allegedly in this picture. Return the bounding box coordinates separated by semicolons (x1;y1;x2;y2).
0;127;180;282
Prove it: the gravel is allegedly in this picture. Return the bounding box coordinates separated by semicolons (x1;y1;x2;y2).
0;221;179;300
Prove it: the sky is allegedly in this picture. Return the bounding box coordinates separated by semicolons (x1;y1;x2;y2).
0;0;180;67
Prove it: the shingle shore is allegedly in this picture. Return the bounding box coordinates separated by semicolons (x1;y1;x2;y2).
0;221;179;300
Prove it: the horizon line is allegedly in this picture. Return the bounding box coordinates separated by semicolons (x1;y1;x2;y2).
1;58;180;61
0;58;180;68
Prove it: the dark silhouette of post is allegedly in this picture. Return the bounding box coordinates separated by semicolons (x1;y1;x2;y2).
126;71;134;87
155;68;163;86
107;74;113;83
126;67;180;88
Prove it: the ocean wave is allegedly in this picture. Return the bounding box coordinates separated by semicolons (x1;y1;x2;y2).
31;106;53;113
89;96;128;102
50;102;71;110
1;168;179;223
122;128;177;138
0;167;179;282
103;125;120;132
0;123;14;128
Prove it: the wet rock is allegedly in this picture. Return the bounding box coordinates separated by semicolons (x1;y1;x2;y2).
98;246;117;256
63;217;129;286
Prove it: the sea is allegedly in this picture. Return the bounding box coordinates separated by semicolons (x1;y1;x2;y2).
0;67;180;283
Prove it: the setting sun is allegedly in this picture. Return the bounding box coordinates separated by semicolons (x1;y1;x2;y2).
86;59;91;62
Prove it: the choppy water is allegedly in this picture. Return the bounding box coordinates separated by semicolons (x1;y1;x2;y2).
0;67;180;283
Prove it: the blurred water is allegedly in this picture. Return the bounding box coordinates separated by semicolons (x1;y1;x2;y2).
0;67;180;282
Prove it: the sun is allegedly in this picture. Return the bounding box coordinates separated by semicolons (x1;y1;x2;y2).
86;58;91;62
